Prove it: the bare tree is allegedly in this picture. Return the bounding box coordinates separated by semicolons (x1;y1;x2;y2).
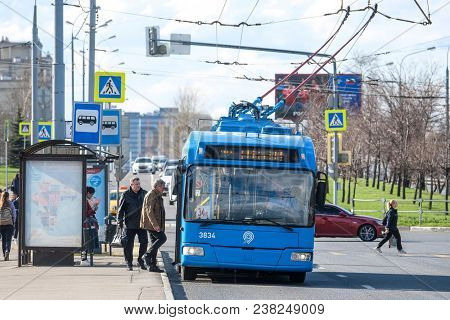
167;86;211;158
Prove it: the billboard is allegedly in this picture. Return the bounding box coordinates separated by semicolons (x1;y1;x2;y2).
25;160;83;248
87;166;107;242
274;73;361;121
335;74;362;113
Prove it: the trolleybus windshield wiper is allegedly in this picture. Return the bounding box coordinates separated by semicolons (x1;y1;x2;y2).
235;218;293;231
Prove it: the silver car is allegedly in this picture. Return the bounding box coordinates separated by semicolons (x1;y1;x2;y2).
132;157;155;174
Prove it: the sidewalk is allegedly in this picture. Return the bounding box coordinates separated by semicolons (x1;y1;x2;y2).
0;244;172;300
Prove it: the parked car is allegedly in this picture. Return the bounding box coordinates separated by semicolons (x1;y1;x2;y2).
159;166;176;197
132;157;155;174
151;155;167;171
315;204;385;241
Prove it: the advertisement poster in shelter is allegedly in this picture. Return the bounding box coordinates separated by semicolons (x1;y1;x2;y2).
25;160;83;248
86;166;107;242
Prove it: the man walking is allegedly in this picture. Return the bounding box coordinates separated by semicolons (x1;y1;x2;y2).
118;177;148;271
141;179;167;273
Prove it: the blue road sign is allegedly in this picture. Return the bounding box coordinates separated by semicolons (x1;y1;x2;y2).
325;109;347;132
38;122;52;141
73;102;102;145
94;72;125;103
101;109;121;145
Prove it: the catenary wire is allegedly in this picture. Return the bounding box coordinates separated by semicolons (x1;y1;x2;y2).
236;0;259;62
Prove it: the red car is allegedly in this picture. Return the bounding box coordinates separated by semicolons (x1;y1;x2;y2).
315;204;385;241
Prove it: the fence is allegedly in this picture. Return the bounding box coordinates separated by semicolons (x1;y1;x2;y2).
351;198;450;226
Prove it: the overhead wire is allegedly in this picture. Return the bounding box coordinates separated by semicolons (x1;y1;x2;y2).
236;0;259;62
67;2;435;27
215;0;228;61
370;1;449;56
281;4;378;121
260;6;351;100
413;0;432;24
336;2;372;70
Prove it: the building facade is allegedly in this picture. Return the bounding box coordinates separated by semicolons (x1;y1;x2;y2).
0;36;52;164
125;107;178;162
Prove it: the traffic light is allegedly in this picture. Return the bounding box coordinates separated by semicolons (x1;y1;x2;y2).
146;26;169;57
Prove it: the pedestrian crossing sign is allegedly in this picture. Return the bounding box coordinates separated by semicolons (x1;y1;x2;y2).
37;122;52;142
19;122;31;136
325;109;347;132
94;71;126;103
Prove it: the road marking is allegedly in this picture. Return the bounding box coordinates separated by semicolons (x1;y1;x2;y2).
434;254;450;258
336;274;347;278
329;251;346;256
361;285;375;290
313;264;325;270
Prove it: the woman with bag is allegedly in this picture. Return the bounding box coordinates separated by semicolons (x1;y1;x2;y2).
375;199;406;254
81;187;99;266
0;191;15;261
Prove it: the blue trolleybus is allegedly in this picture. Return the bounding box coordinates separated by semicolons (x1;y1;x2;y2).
172;101;326;283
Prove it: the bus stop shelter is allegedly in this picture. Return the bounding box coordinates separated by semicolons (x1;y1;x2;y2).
18;140;118;267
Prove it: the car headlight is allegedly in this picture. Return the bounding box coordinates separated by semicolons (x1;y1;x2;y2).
183;246;204;256
291;252;312;261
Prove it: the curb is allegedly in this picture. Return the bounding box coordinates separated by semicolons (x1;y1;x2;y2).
410;226;450;232
158;251;174;300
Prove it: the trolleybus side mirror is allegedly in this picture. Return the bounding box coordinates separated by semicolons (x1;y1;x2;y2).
171;168;181;197
316;171;327;209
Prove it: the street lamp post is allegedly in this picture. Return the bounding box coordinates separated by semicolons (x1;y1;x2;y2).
398;46;436;199
446;47;449;215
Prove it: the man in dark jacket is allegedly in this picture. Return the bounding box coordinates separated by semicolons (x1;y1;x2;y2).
118;177;148;271
375;200;406;254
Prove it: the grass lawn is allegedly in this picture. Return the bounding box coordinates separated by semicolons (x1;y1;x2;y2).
0;166;19;190
328;177;450;227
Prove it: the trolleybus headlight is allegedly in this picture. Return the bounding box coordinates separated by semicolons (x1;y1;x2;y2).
291;252;311;261
183;246;205;256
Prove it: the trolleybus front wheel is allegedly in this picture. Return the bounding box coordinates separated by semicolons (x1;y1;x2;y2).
181;266;197;281
289;272;306;283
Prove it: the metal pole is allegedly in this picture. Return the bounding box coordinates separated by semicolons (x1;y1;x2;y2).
88;0;96;102
116;145;121;210
333;60;339;205
31;3;39;145
446;47;449;215
71;32;75;109
82;44;86;101
23;136;26;150
5;120;9;190
53;0;65;139
159;38;331;58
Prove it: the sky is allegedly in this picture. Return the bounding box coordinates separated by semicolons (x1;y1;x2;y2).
0;0;449;120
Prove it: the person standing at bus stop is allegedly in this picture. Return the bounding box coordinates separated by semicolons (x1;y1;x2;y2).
375;199;406;254
118;177;148;271
140;179;167;273
0;191;15;261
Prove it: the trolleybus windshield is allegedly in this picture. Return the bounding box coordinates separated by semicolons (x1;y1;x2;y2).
186;166;314;227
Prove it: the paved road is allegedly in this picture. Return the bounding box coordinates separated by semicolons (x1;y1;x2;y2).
131;172;450;300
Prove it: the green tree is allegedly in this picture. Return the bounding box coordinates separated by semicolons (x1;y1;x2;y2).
9;108;29;167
